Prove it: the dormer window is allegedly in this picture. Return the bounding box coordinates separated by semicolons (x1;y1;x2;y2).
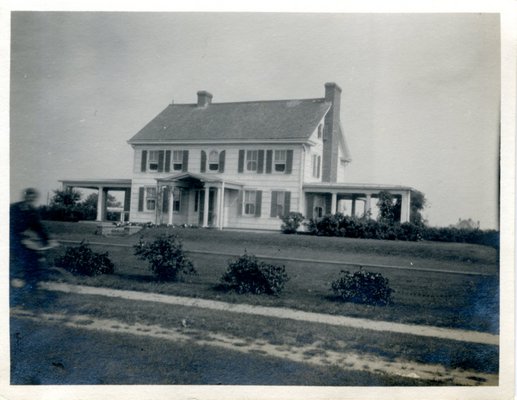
208;150;219;171
148;151;159;171
317;124;323;139
274;150;287;172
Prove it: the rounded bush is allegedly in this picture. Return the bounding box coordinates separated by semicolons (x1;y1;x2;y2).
331;269;393;306
219;253;289;295
133;234;196;281
280;212;305;234
54;241;115;276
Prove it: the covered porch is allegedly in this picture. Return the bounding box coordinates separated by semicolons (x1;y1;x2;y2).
303;183;413;223
60;179;132;222
155;172;242;229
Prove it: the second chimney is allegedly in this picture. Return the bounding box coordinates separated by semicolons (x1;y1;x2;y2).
197;91;213;107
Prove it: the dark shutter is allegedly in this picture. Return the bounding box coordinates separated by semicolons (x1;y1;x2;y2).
255;191;262;217
219;150;225;173
325;195;332;215
284;191;291;215
285;150;293;174
165;151;171;172
182;150;189;172
237;190;243;216
163;187;170;210
265;150;273;173
238;150;245;173
158;150;165;172
141;150;147;172
270;191;278;217
306;195;314;219
200;151;207;173
257;150;264;173
138;187;145;211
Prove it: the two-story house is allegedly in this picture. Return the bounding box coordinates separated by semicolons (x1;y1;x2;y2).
61;83;413;230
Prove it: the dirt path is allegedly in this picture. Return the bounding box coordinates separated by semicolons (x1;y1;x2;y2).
11;308;497;386
39;281;499;346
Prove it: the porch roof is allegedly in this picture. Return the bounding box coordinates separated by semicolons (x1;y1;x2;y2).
60;179;132;190
156;172;243;190
303;182;413;195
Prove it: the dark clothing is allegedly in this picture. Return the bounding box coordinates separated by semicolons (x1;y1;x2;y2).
10;202;50;297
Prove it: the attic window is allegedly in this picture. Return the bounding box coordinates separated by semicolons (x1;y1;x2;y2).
148;151;159;171
274;150;287;172
208;150;219;171
317;124;323;139
172;151;183;171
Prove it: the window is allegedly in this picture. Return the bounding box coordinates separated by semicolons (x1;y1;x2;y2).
317;124;323;139
173;187;181;212
312;154;321;178
271;191;291;217
244;190;256;215
274;150;287;172
146;187;157;211
314;206;323;218
208;150;219;171
172;150;183;171
148;151;159;171
246;150;258;171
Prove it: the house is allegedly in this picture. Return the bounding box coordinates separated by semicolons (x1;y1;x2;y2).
61;83;413;230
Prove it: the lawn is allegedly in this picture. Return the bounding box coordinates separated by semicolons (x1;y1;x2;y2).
41;221;499;333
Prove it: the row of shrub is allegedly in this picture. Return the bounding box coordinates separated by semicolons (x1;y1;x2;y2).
53;235;393;306
39;204;120;222
282;212;499;248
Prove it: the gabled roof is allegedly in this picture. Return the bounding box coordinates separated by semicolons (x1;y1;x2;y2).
128;99;331;144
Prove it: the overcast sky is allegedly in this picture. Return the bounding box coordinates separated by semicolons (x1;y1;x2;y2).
9;12;500;228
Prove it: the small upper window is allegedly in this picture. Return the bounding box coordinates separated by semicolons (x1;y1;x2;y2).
208;150;219;171
274;150;287;172
148;151;159;171
246;150;258;171
172;150;183;171
312;154;321;178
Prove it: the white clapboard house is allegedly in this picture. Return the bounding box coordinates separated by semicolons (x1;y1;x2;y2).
61;83;413;230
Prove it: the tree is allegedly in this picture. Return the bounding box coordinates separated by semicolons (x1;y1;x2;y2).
377;191;397;224
50;188;81;206
82;193;122;209
410;190;427;225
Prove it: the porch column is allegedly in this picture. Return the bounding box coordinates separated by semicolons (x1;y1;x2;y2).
168;187;174;225
215;186;222;229
96;186;105;221
351;196;356;217
124;189;131;222
400;190;411;223
331;192;337;214
203;186;210;227
219;182;225;230
365;194;372;218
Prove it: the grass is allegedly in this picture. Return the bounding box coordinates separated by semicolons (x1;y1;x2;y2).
42;224;499;332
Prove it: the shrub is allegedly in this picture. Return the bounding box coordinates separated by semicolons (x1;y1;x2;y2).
133;234;196;281
54;241;115;276
331;269;393;306
219;253;289;295
280;212;305;234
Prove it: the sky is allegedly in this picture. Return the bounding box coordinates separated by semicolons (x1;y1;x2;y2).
8;12;501;228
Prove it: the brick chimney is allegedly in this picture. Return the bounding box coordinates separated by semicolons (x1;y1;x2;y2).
197;91;213;107
322;82;342;182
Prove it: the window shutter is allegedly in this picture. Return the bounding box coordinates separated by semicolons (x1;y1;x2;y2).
265;150;273;173
237;190;243;216
270;191;278;217
306;195;314;219
165;151;171;172
325;195;332;215
182;150;189;172
158;150;165;172
238;150;245;173
163;187;170;211
257;150;264;173
138;187;145;211
200;151;207;173
141;150;147;172
255;190;262;217
284;191;291;215
285;150;293;174
219;150;225;173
